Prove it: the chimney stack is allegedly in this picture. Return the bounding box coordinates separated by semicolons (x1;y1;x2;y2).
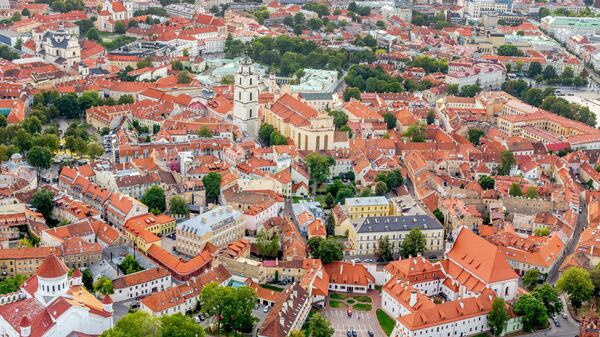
409;289;417;307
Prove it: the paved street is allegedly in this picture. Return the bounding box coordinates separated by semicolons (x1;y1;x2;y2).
523;296;578;337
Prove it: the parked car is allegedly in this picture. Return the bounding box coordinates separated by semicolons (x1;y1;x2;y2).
346;330;352;337
347;309;352;317
561;312;568;319
351;329;357;337
364;258;373;263
263;305;269;313
368;331;374;337
553;319;561;327
129;302;140;310
195;316;201;323
254;303;260;310
199;315;205;321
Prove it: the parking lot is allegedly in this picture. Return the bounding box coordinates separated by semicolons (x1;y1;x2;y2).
322;308;381;337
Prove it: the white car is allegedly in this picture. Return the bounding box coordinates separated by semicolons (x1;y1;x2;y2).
263;305;270;313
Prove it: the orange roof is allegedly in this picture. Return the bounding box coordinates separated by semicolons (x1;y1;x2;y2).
446;227;518;284
324;261;375;286
36;253;69;278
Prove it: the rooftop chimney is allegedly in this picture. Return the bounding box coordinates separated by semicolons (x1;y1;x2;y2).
409;289;417;307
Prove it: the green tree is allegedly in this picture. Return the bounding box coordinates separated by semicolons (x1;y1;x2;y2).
114;21;126;34
514;294;548;331
467;128;485;145
401;228;426;258
118;95;134;104
201;283;257;334
509;182;522;197
376;235;393;262
87;142;104;161
0;275;26;294
93;276;114;295
137;57;153;69
523;269;540;290
161;313;205;337
118;254;144;275
198;126;213;138
27;145;52;183
82;268;93;290
532;284;563;316
169;196;189;216
433;209;444;223
258;123;275;145
328;110;349;129
478;175;495;190
313;237;343;264
202;172;221;204
498;150;515;176
375;181;387;196
307;237;324;255
305;152;334;193
404;122;426;142
31;189;54;220
426;110;435;125
21;8;30;16
309;313;334;337
528;61;543;77
383;112;397;129
141;185;166;213
308;17;323;30
543;65;557;80
556;267;594;311
343;87;361;101
100;311;161;337
526;186;539;198
324;192;335;208
256;230;280;258
447;84;459;95
177;71;192;84
534;227;550;237
497;44;525;56
458;84;481;97
488;297;510;336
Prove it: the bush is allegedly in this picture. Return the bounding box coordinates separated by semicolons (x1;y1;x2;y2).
353;303;372;311
329;300;348;309
330;293;349;300
352;295;372;303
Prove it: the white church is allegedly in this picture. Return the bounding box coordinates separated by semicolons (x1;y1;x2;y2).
0;253;114;337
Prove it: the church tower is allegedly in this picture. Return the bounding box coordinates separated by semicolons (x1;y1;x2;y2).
233;55;259;139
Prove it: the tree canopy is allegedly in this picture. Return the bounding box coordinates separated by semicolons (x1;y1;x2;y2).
556;267;594;310
401;228;426;258
141;185;166;214
202;172;221;205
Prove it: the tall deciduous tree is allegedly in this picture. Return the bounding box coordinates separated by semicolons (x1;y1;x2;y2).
305;153;334;193
488;297;509;336
100;311;161;337
31;189;54;220
169;196;189;216
556;267;594;312
27;145;52;184
401;227;426;258
309;313;334;337
256;230;280;258
532;284;563;316
498;150;515;176
376;235;393;262
513;294;548;332
523;269;539;290
202;172;221;205
93;276;113;295
141;185;166;213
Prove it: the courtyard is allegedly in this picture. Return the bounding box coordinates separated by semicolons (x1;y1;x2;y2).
321;291;387;337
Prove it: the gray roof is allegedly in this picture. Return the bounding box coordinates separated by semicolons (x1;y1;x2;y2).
177;206;241;237
299;92;333;101
356;215;443;233
345;196;389;207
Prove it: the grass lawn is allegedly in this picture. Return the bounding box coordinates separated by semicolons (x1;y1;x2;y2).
353;303;372;311
330;293;350;300
330;300;349;309
347;299;355;304
261;284;284;292
376;309;395;336
352;295;372;303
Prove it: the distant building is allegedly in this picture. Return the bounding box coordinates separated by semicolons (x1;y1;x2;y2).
542;16;600;36
176;206;244;256
233;56;259;138
111;267;171;302
344;196;392;220
348;215;445;256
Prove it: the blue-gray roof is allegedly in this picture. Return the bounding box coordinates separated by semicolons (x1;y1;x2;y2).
356;215;442;233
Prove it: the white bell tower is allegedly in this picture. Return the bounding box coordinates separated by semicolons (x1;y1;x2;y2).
233;55;259;139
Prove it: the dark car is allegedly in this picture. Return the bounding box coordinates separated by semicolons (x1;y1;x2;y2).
352;330;357;337
347;309;352;317
554;319;561;327
368;331;374;337
346;330;352;337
